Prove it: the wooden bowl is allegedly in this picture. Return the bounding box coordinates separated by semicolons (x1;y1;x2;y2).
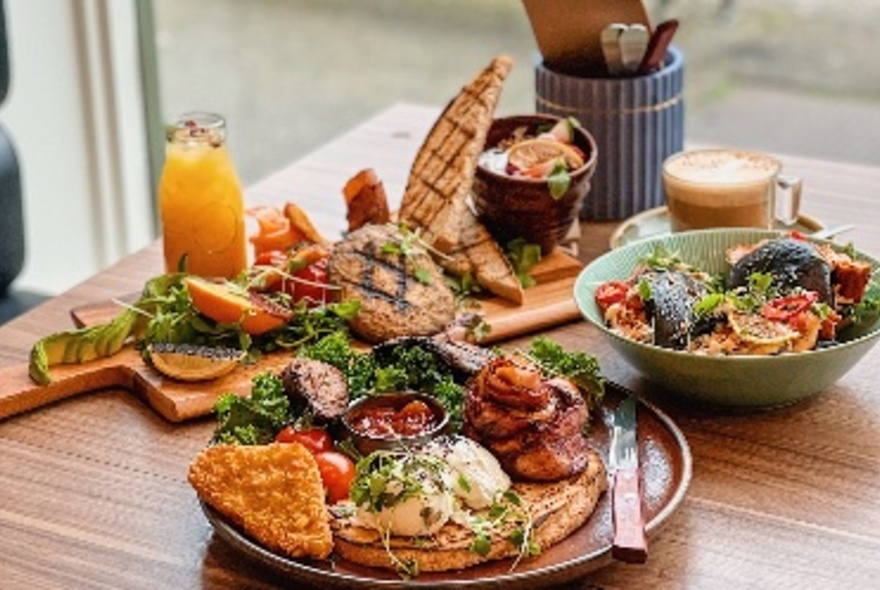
472;114;598;255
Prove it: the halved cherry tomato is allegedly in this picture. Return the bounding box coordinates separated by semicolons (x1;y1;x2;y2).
275;426;334;454
250;245;335;305
314;451;356;504
761;291;819;322
288;258;336;307
595;280;630;309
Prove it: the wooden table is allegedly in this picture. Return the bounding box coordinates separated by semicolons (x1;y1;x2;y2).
2;103;880;589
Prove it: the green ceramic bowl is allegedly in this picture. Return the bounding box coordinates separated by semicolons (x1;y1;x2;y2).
574;229;880;407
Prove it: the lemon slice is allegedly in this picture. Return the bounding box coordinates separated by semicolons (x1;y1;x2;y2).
507;138;584;171
727;311;798;345
149;343;245;382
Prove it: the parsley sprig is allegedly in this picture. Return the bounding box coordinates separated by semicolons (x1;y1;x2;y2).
521;336;604;408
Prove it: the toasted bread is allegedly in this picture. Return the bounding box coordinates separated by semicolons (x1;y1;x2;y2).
331;448;606;572
397;53;510;248
398;56;523;305
188;443;333;560
438;201;524;304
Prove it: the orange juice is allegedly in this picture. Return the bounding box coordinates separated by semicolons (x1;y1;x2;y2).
158;113;246;278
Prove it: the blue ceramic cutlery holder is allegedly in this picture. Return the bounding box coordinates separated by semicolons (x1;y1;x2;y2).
536;46;685;221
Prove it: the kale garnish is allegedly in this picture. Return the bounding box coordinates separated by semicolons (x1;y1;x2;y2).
212;372;290;445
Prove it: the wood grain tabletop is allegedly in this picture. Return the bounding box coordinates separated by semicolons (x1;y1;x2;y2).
2;103;880;589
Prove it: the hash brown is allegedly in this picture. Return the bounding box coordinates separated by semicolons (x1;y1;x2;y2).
188;442;333;560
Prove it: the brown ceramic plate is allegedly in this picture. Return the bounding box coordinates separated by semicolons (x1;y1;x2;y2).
200;382;692;589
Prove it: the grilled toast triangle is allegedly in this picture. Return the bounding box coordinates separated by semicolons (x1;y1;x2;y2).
438;201;524;305
398;56;523;304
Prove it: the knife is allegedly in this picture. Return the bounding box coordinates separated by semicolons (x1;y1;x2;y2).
610;394;648;563
618;24;649;75
600;24;626;76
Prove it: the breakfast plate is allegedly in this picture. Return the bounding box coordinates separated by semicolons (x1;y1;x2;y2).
199;382;692;589
609;205;825;249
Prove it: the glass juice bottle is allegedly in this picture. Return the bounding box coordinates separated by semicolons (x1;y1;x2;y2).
158;112;246;278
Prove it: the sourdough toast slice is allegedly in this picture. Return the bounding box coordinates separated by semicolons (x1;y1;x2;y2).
398;55;512;250
397;56;524;304
332;448;607;572
188;443;333;560
439;200;524;305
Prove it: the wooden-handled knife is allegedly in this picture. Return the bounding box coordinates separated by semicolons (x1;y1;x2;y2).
610;394;648;563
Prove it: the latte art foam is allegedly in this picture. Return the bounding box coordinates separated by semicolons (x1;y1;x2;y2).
663;149;784;231
665;150;777;185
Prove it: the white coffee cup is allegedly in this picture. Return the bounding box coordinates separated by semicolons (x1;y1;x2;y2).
663;149;802;232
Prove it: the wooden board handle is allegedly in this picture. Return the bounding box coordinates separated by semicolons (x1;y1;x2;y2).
0;353;135;421
611;467;648;563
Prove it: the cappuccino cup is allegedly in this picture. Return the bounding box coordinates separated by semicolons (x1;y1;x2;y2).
663;149;802;232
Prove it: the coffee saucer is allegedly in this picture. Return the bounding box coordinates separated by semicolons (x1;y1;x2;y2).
609;206;825;249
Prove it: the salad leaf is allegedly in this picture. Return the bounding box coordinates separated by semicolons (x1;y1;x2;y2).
842;280;880;339
546;159;572;199
642;245;684;271
694;293;725;317
506;238;542;289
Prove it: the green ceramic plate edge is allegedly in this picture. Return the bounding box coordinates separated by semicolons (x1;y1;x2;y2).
574;228;880;407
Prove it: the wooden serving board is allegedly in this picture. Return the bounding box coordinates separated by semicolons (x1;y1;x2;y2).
0;249;583;424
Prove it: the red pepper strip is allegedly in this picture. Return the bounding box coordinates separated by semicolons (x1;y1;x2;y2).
595;280;630;310
761;291;819;322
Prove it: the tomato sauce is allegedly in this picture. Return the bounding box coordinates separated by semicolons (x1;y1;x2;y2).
348;399;438;438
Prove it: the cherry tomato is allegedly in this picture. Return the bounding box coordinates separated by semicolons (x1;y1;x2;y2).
314;451;356;504
275;426;334;454
595;280;630;309
287;258;336;307
761;291;819;322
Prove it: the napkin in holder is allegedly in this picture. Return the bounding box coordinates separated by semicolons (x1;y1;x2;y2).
525;0;685;221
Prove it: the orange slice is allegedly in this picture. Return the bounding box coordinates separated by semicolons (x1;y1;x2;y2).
149;343;244;382
185;277;290;335
728;310;798;345
507;138;584;172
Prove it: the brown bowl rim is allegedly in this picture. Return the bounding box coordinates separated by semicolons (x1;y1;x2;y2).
476;113;598;184
341;391;450;444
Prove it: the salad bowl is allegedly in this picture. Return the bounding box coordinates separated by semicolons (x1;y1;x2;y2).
574;228;880;407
